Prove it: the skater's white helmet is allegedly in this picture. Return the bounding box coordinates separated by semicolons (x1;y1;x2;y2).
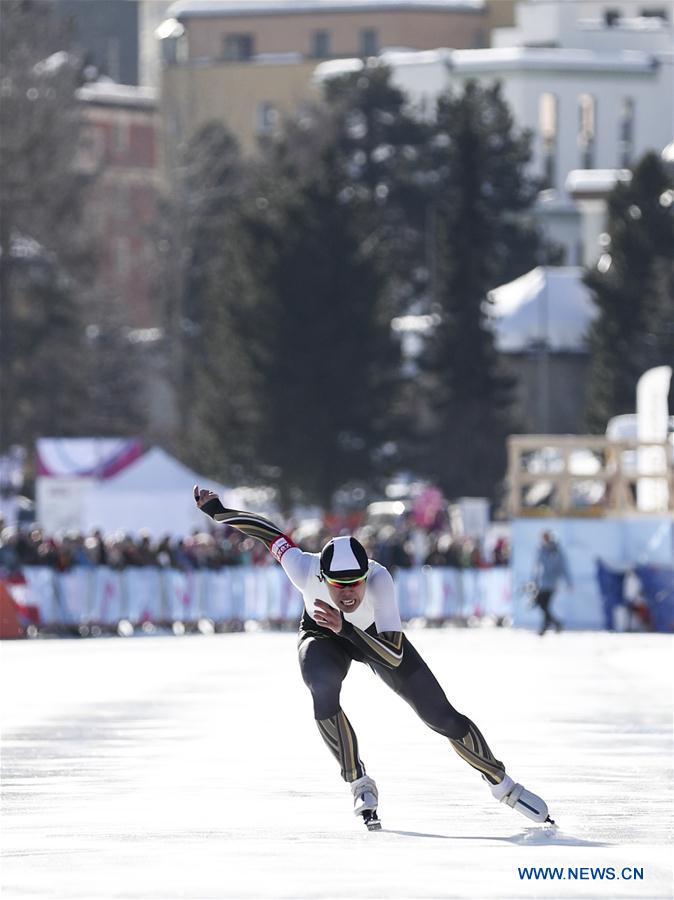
320;536;368;585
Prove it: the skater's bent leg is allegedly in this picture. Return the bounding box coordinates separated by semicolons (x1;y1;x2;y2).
374;637;506;784
298;635;366;782
317;709;365;782
449;719;506;785
298;634;350;718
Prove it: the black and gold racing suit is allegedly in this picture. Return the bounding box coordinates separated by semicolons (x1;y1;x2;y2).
198;498;506;787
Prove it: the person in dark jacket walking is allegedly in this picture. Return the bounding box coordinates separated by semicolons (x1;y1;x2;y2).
532;531;572;635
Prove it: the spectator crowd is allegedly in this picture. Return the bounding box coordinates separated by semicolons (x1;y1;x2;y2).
0;516;510;576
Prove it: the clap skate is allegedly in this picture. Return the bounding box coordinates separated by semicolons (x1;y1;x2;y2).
350;775;382;831
487;775;555;825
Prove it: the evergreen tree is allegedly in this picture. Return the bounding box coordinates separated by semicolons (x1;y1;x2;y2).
0;0;95;449
585;152;674;430
321;63;431;317
81;318;149;438
243;125;400;506
418;80;551;499
159;122;260;481
8;257;90;443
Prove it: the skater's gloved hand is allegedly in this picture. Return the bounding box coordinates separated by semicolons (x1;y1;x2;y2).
193;484;226;518
313;600;343;634
194;485;218;507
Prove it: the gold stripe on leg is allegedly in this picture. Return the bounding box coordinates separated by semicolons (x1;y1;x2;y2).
339;710;364;782
450;738;504;782
450;720;505;785
336;712;356;781
317;710;365;782
317;719;340;755
322;716;339;741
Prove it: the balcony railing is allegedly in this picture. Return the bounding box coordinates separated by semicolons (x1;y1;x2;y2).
507;433;674;516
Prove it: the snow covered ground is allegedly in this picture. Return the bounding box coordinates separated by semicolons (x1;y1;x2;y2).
1;628;672;899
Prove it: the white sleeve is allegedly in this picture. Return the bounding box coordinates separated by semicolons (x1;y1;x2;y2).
369;565;402;632
279;546;313;592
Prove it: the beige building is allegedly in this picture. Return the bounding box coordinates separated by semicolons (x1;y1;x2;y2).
158;0;513;159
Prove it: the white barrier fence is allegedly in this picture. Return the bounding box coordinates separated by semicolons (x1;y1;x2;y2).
15;566;513;629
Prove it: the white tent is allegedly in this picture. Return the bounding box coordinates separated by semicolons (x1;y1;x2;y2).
487;266;596;353
82;447;231;537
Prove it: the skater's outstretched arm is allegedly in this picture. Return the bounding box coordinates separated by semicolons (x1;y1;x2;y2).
194;486;311;588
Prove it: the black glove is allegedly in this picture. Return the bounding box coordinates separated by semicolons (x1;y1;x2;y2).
194;487;227;519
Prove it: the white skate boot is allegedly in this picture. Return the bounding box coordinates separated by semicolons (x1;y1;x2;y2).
488;775;554;824
350;775;381;831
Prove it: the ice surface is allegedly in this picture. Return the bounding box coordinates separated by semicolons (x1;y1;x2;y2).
1;629;672;899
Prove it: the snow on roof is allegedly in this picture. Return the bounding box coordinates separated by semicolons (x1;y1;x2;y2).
314;44;659;84
170;0;483;18
487;266;596;353
565;168;632;198
380;47;453;66
450;46;658;74
313;48;453;84
313;57;365;82
0;233;49;263
77;81;157;109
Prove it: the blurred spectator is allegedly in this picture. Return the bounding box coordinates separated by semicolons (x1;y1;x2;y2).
137;530;158;566
63;532;93;568
155;535;173;568
424;537;449;567
171;538;195;571
0;527;21;574
0;521;514;573
85;530;108;566
373;525;413;572
493;537;510;566
16;528;41;566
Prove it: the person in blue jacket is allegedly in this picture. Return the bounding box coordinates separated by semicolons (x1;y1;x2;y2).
533;530;572;635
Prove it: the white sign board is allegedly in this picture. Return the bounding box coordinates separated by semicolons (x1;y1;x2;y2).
35;477;96;533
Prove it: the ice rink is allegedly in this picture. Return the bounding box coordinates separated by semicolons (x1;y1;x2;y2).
2;628;672;900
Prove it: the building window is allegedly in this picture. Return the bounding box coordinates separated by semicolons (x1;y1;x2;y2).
539;93;558;189
312;29;331;58
578;94;596;168
256;102;279;136
619;97;635;167
360;29;378;57
76;123;105;173
640;7;668;20
223;33;254;62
